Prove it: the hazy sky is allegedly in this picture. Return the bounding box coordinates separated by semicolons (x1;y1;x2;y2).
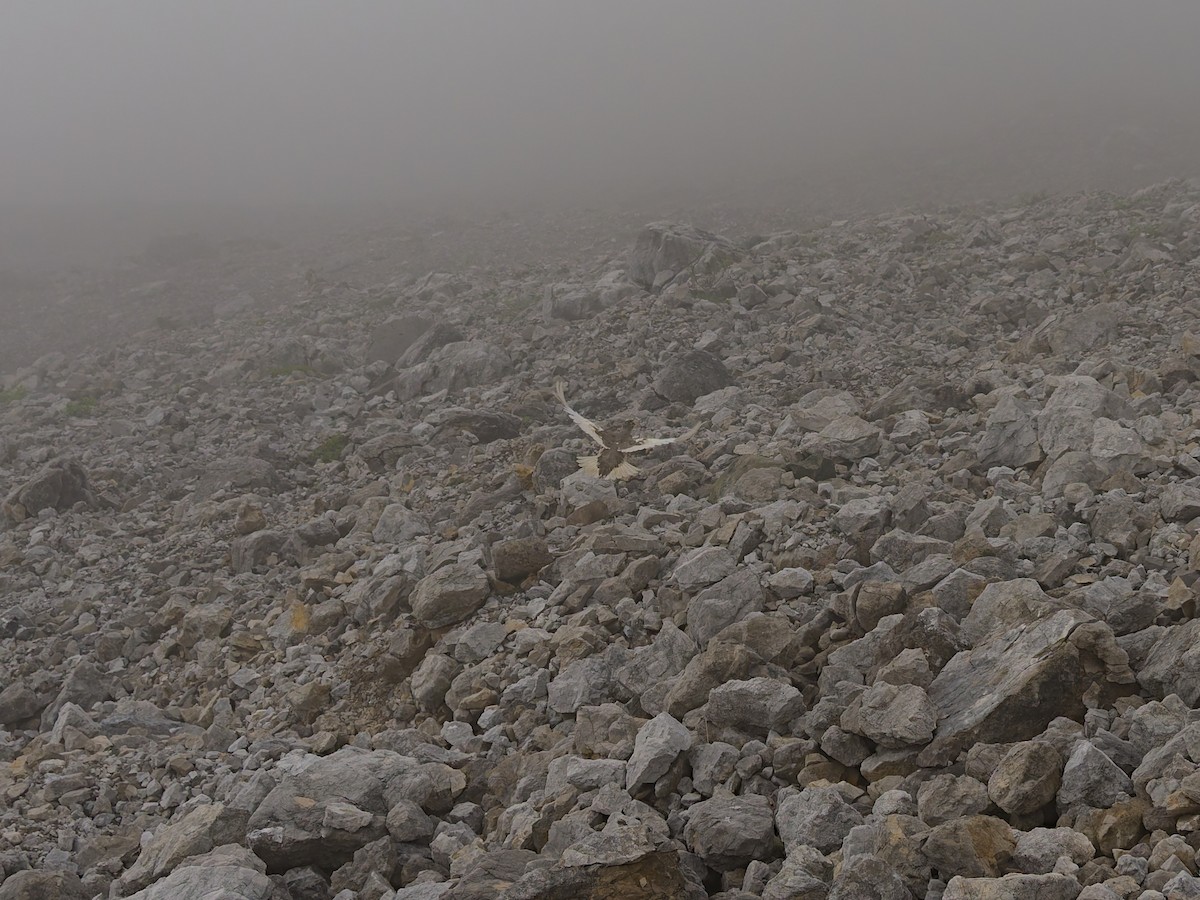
3;1;1199;217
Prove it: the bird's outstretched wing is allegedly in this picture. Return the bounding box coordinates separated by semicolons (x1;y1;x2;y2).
621;422;701;454
620;437;676;452
554;380;607;448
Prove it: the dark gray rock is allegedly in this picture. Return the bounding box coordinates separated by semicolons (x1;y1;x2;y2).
245;747;413;872
653;350;734;405
0;869;90;900
683;794;779;871
920;609;1134;766
2;457;93;523
1138;619;1200;705
410;563;491;629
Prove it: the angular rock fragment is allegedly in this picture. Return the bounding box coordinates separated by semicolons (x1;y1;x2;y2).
409;563;491;628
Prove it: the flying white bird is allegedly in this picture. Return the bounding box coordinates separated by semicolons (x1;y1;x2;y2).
554;380;696;480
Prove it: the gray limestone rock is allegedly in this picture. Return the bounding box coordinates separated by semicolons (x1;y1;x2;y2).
491;536;553;583
805;414;883;461
977;394;1043;469
683;794;779;871
941;873;1081;900
673;546;737;590
870;529;953;572
776;785;865;855
987;741;1063;815
1011;827;1096;875
924;815;1016;880
386;799;434;843
364;314;433;364
842;682;938;749
548;655;617;715
828;854;912;900
2;457;93;524
690;741;739;796
1138;619;1200;705
0;680;45;726
245;747;411;872
768;566;815;598
409;563;491;628
705;676;805;737
1037;376;1133;461
123;862;274;900
833;495;892;542
685;567;765;647
1057;740;1134;815
0;870;91;900
626;712;692;789
917;774;990;826
653;349;735;405
118;803;249;892
1161;482;1200;522
628;222;741;290
921;609;1133;767
371;503;431;543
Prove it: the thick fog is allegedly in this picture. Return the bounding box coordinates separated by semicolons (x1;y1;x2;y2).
3;1;1200;265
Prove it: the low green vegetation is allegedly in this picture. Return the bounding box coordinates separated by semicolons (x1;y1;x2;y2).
313;433;349;464
64;395;98;416
0;385;27;405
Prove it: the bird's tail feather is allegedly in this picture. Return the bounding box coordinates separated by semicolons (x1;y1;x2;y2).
607;460;640;480
576;455;640;480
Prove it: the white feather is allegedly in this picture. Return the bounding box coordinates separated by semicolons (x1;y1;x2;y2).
555;380;608;447
606;460;640;480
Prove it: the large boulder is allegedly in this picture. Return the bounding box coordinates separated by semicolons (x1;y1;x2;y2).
0;870;90;900
976;394;1043;469
118;803;249;893
1036;375;1132;460
920;610;1135;766
2;457;93;523
684;794;779;871
627;222;741;290
409;563;491;629
245;748;419;872
653;350;734;405
365;314;433;364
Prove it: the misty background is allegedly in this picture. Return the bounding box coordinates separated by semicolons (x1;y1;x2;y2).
3;1;1200;269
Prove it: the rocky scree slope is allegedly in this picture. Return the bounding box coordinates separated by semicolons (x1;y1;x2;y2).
2;181;1200;899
